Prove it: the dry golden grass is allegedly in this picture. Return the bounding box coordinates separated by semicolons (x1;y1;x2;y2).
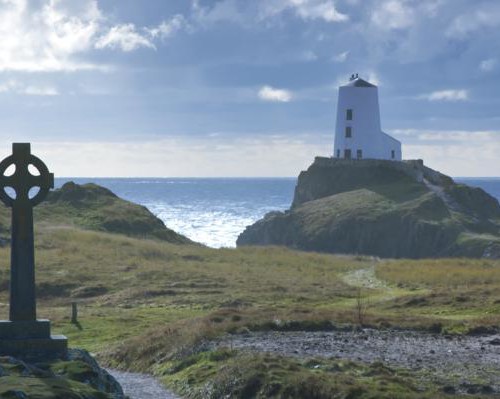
377;258;500;289
0;226;372;353
1;224;499;397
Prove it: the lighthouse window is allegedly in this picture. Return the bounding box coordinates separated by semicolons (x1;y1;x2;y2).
345;126;352;138
346;109;353;120
391;150;395;159
337;149;340;158
344;149;352;159
357;149;363;159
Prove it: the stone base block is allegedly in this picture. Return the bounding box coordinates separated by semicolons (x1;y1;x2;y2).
0;335;67;359
0;319;51;339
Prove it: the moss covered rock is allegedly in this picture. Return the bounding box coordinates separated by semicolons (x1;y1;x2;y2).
0;349;123;399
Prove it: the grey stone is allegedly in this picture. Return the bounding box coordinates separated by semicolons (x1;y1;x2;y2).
0;320;50;339
0;143;67;358
0;335;67;359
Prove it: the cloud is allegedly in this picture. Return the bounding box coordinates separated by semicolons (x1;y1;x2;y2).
192;0;247;25
0;81;21;93
0;0;102;72
14;134;329;177
193;0;348;25
446;4;500;38
364;72;381;86
301;50;318;62
23;86;59;96
332;51;349;62
479;58;496;72
371;0;414;30
393;129;497;143
0;0;187;72
393;129;500;177
0;80;59;96
350;0;450;64
9;129;498;178
419;89;468;102
95;24;155;52
260;0;349;23
96;15;190;52
147;15;187;40
258;86;293;102
288;0;349;22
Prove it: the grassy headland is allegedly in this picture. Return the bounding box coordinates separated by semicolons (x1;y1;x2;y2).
238;158;500;259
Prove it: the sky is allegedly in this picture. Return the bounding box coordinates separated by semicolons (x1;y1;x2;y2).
0;0;498;177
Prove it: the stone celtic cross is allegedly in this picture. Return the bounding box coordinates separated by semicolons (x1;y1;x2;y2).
0;143;54;322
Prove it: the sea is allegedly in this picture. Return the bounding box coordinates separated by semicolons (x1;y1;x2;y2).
54;177;500;249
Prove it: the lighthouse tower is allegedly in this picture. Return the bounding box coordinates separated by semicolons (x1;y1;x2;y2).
333;74;402;161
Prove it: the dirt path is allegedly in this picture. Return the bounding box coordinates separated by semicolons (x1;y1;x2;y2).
423;178;463;214
341;260;430;304
341;260;407;304
214;330;500;394
342;261;387;290
107;369;180;399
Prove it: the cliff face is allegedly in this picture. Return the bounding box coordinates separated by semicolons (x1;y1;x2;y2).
237;158;500;259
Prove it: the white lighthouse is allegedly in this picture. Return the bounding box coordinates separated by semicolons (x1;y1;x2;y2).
333;74;402;161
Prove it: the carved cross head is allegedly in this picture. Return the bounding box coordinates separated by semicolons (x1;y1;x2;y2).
0;143;54;208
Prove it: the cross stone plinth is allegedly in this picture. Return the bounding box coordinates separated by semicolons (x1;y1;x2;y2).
0;143;67;358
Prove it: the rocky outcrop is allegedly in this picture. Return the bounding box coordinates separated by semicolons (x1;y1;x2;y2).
237;158;500;259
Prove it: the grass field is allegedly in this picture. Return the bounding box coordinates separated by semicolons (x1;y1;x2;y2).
376;258;500;333
1;225;499;398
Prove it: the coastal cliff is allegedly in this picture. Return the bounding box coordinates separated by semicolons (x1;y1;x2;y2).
237;157;500;259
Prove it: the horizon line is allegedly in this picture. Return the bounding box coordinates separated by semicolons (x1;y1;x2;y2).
53;176;500;179
55;176;299;179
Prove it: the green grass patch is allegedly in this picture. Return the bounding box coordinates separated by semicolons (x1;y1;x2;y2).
160;349;430;399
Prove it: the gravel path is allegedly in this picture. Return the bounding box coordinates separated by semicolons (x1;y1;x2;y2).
342;263;387;290
214;329;500;392
107;369;180;399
